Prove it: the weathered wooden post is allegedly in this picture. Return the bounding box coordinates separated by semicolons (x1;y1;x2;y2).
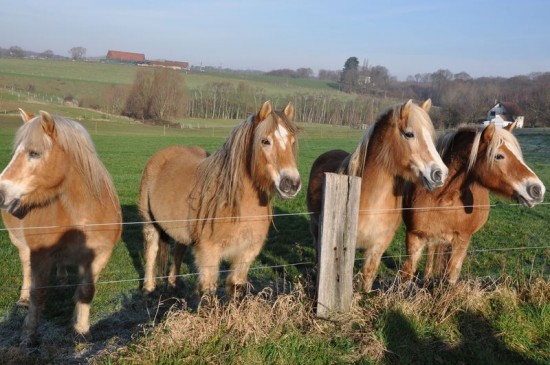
316;172;361;318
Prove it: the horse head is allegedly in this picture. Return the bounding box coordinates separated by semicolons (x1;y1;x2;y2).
252;101;301;199
473;122;545;208
392;99;448;191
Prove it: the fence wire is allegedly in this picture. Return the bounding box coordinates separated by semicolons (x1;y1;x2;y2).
0;201;548;293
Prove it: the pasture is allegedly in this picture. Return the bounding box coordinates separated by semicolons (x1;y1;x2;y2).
0;108;548;363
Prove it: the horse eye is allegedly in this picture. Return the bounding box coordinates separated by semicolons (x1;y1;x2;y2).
495;153;505;160
261;138;271;146
28;150;41;159
404;131;415;139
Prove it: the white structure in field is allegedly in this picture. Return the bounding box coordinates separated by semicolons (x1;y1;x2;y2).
483;101;524;128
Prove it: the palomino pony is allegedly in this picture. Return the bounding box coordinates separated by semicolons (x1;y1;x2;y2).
307;99;448;292
140;101;301;298
0;110;121;345
402;122;545;284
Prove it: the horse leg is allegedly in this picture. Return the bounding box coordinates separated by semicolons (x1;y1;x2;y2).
424;241;436;281
194;242;221;298
20;255;52;347
56;263;68;286
73;251;110;338
445;236;470;284
225;239;264;300
143;222;161;293
168;242;187;289
15;239;31;307
401;232;425;282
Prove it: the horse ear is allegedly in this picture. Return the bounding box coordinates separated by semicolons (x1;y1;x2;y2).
39;111;56;137
400;99;413;122
18;108;34;123
482;123;496;144
257;101;273;122
283;102;294;121
419;99;432;112
503;121;517;132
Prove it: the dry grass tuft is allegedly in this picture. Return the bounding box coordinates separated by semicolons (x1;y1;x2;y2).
88;276;550;363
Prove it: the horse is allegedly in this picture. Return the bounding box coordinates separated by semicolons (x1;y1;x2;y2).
401;122;545;284
0;109;121;346
139;101;301;298
307;99;448;292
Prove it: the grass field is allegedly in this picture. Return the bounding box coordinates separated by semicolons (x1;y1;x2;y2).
0;58;342;112
0;108;548;363
0;59;549;363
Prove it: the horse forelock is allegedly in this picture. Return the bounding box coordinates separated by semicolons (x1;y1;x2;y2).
406;104;435;138
467;125;523;172
15;115;117;204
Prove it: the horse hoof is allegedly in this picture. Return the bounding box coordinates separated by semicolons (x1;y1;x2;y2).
73;330;92;344
16;298;30;308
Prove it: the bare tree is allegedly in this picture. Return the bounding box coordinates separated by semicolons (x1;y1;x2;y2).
9;46;25;58
69;46;86;61
124;68;186;121
104;85;128;115
40;50;55;59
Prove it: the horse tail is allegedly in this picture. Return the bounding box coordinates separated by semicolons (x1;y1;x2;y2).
156;230;171;278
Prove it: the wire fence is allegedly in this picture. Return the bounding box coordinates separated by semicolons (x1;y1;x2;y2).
0;201;548;293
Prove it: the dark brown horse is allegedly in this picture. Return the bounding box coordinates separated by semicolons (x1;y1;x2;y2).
0;110;121;345
139;101;301;298
402;122;546;284
307;99;447;291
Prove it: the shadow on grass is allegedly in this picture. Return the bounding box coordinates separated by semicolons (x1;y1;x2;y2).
121;204;145;281
382;308;539;365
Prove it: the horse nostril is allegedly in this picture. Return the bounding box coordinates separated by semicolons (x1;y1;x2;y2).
280;177;292;193
431;168;443;184
280;176;301;194
528;184;542;200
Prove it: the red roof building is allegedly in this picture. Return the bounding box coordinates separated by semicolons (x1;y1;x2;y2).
106;50;146;63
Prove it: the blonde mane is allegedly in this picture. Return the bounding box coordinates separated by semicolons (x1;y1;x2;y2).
15;115;118;205
437;124;523;173
343;103;434;176
194;110;297;223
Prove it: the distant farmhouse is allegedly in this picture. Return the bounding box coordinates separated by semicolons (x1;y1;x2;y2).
104;50;190;71
148;60;190;71
483;101;524;128
105;50;146;64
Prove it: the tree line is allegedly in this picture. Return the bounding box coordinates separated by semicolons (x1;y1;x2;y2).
109;65;550;128
5;46;547;128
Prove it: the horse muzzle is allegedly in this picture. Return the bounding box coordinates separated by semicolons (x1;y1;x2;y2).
277;175;302;199
421;164;448;191
516;181;545;208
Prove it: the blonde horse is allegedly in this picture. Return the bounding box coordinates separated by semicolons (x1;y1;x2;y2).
139;101;300;298
0;110;121;346
402;122;545;284
307;99;447;292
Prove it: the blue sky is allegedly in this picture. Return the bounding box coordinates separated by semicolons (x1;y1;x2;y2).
1;0;549;80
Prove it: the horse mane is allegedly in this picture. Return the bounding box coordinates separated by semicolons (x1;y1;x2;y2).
14;115;119;206
437;124;523;173
194;110;297;223
343;102;434;176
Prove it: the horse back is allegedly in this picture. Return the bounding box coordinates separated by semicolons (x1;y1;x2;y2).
138;145;209;243
306;149;349;234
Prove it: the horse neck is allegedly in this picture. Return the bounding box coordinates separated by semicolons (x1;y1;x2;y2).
435;146;488;202
359;143;404;208
60;165;100;209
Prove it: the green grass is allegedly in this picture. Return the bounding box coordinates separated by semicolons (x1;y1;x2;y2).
0;58;345;113
0;60;548;362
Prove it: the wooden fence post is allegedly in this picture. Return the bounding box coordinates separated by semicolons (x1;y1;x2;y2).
316;172;361;318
